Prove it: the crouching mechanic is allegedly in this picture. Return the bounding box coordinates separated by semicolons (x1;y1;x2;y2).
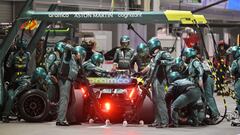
146;37;175;128
2;39;30;122
165;72;202;127
226;46;240;121
2;67;53;122
56;44;86;126
83;52;114;77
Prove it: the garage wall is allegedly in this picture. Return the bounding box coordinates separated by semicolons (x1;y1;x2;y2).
0;2;12;22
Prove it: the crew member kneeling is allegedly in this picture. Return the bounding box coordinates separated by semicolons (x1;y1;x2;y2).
165;72;202;127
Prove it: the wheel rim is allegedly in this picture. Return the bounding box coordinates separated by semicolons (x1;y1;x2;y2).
23;94;46;118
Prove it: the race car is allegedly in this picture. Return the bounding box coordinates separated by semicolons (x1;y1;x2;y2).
68;74;154;124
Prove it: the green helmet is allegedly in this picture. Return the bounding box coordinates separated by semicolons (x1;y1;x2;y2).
120;35;130;43
147;37;161;56
91;52;105;66
16;39;28;49
175;57;184;68
168;71;182;83
55;42;65;54
137;43;149;57
73;45;87;62
31;67;47;82
226;45;240;59
183;48;196;59
80;41;88;48
120;35;130;47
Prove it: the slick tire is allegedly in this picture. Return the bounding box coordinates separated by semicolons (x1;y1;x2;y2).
138;96;154;124
67;88;84;124
18;89;50;122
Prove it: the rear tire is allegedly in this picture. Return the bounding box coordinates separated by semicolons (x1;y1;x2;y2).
138;96;154;124
18;89;49;122
67;88;84;124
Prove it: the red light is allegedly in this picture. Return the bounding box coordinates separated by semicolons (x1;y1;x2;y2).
81;87;88;98
129;88;135;99
81;87;86;94
104;102;111;112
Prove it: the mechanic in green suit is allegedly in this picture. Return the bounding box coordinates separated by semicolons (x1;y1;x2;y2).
112;35;135;71
201;59;220;124
182;48;204;90
6;39;30;82
46;42;67;100
56;44;86;126
2;40;31;122
83;52;113;77
165;72;202;127
226;46;240;117
182;48;206;124
2;77;30;123
146;37;175;128
44;42;65;103
130;43;151;75
45;42;65;73
2;67;52;122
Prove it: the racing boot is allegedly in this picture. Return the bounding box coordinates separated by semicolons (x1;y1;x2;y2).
205;115;220;125
167;122;179;128
231;118;240;127
56;121;69;126
2;116;9;123
148;122;158;127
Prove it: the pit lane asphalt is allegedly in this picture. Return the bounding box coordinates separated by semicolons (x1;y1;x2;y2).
0;95;239;135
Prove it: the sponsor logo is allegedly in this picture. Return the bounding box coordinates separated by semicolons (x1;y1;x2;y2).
48;14;69;18
48;12;143;19
88;77;131;84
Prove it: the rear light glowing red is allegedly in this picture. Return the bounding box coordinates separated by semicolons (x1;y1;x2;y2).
81;87;88;98
104;102;111;112
129;88;135;99
81;88;85;93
